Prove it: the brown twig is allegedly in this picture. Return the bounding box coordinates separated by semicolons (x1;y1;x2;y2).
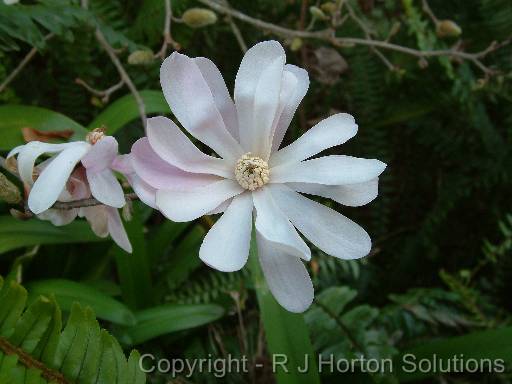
197;0;511;75
81;0;147;127
52;193;139;210
155;0;180;59
0;33;54;94
75;78;124;103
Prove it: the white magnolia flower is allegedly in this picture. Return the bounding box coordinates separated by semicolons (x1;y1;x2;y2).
35;166;132;253
132;40;386;312
7;131;126;214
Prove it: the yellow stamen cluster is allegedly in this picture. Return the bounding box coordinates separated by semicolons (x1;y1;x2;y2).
86;127;106;144
235;153;270;191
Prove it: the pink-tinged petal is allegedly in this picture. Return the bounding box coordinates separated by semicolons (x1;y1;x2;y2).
288;178;379;207
234;40;285;154
160;52;243;161
111;154;133;174
28;143;90;214
106;207;132;253
127;173;157;209
146;117;232;178
256;232;314;313
199;192;253;272
271;155;386;186
87;168;125;208
270;184;372;260
81;136;118;172
37;208;78;226
16;141;86;186
270;113;358;168
271;64;310;153
131;137;220;190
194;57;239;141
252;187;310;261
80;206;109;237
156;179;244;222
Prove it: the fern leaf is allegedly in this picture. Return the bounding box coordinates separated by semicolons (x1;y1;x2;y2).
0;276;146;384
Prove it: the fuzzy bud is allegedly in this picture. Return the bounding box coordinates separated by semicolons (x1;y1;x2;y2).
182;8;218;28
436;20;462;38
127;50;155;65
309;6;328;20
0;173;21;204
320;2;337;14
290;37;303;52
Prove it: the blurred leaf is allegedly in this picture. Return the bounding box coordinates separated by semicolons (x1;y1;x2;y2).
0;105;88;150
0;216;104;254
26;279;136;326
88;90;170;133
110;203;152;309
396;326;512;382
117;303;224;345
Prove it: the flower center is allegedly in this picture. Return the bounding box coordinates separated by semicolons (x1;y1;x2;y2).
235;153;270;191
86;127;106;144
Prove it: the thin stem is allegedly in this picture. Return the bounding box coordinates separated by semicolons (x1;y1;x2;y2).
75;78;124;103
0;34;54;93
155;0;179;59
197;0;511;75
51;193;139;210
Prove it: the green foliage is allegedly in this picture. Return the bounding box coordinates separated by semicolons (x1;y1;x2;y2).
0;275;146;383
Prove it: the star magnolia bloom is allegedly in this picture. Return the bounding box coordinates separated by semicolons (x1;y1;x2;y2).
7;132;126;214
132;40;387;312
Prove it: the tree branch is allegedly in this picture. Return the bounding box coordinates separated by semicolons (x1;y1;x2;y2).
0;34;54;94
197;0;511;75
75;78;124;103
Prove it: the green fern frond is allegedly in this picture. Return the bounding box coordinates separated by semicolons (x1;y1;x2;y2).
0;276;146;383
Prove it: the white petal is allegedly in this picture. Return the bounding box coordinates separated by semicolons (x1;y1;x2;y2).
234;40;286;153
194;57;239;141
288;178;379;207
270;113;358;167
87;168;126;208
271;64;310;153
263;70;298;160
257;232;314;313
28;143;90;214
156;179;244;222
160;52;243;161
207;198;231;215
252;187;310;260
37;209;78;226
270;184;372;259
146;116;232;178
199;193;253;272
106;207;132;253
127;173;157;209
271;155;386;185
17;141;85;185
81;136;118;172
80;206;109;237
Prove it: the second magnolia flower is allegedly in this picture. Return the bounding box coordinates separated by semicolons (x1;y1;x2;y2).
129;40;387;312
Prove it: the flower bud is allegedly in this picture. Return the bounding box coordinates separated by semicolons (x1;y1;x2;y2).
290;37;303;52
309;6;328;20
127;50;155;65
320;2;337;14
436;20;462;38
0;173;22;204
182;8;218;28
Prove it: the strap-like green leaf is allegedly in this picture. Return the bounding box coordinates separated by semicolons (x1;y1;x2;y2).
88;90;170;134
0;216;105;255
0;105;88;151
